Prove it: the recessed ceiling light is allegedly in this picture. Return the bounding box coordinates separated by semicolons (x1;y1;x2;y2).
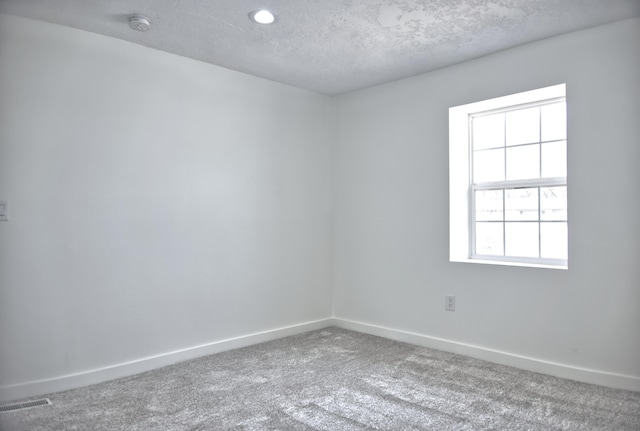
249;10;276;25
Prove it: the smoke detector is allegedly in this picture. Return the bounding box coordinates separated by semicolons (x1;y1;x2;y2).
129;14;152;31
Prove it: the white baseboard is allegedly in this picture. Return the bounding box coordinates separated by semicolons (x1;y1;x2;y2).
331;318;640;392
0;318;333;403
3;317;637;403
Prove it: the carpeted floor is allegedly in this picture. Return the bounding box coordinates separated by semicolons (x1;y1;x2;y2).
1;327;639;430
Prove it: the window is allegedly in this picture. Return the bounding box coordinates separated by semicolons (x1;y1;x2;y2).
449;84;567;269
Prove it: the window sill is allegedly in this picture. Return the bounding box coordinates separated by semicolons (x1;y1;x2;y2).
451;257;568;270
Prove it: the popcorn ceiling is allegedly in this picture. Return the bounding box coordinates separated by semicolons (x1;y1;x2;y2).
0;0;638;95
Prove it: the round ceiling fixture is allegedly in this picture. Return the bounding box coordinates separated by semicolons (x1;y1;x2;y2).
249;10;276;24
129;14;152;31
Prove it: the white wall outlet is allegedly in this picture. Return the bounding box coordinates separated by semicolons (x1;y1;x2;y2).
446;295;455;311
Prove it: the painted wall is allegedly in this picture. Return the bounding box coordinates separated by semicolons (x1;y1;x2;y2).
333;18;640;380
0;15;333;393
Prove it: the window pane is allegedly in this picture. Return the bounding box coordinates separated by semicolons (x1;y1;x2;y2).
473;148;505;182
541;102;566;142
541;186;567;221
475;222;504;256
541;140;566;178
475;190;503;221
505;188;538;221
506;144;540;181
541;222;567;260
473;113;504;150
506;106;540;146
505;222;539;258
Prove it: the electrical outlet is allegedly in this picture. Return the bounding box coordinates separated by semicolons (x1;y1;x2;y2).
446;295;455;311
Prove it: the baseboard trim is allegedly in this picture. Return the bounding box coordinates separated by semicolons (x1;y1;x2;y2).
4;317;637;402
0;318;334;403
331;318;640;392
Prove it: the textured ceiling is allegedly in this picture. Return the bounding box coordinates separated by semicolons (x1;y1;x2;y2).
1;0;639;95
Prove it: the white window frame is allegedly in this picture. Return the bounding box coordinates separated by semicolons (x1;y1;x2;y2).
449;84;567;269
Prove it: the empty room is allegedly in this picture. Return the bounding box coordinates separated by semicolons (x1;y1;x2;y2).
0;0;639;429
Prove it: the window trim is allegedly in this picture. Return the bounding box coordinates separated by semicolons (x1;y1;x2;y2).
449;84;567;270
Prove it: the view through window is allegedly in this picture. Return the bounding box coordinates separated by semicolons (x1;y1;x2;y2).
471;100;567;264
449;84;567;268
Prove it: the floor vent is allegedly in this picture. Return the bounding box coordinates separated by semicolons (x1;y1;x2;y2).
0;398;51;413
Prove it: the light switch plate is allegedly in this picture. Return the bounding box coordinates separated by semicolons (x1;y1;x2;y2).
0;201;8;221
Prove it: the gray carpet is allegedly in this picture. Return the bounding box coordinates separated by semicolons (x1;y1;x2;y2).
1;328;639;430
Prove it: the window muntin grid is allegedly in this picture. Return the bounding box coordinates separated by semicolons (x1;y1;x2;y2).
470;99;567;266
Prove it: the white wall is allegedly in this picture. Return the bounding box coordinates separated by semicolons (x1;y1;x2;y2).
334;17;640;385
0;15;333;399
